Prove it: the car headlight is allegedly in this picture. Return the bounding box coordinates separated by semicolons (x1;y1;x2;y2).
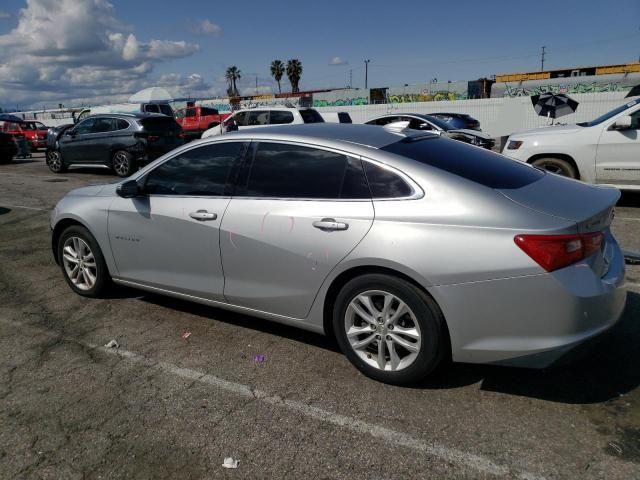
507;140;523;150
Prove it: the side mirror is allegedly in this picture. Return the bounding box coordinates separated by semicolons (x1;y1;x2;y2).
116;180;141;198
612;115;633;130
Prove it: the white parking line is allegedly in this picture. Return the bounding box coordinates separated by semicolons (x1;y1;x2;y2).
616;217;640;222
0;204;49;211
0;317;543;480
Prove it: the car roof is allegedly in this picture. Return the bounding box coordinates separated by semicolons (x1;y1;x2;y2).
87;112;169;119
236;106;314;112
209;123;434;149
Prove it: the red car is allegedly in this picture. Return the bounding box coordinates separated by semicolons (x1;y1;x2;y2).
175;106;230;140
0;120;49;150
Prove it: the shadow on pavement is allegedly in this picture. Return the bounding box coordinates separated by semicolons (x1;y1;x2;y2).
0;207;11;215
618;191;640;208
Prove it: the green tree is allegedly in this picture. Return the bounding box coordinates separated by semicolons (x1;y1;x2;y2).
270;60;285;94
225;66;242;97
286;59;303;93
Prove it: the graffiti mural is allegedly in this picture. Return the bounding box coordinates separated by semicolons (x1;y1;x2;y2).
387;91;468;103
503;81;631;98
312;97;369;107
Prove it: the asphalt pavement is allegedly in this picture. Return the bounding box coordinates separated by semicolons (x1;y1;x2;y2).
1;153;639;479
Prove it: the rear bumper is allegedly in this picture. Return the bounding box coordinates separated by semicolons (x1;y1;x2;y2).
433;240;627;368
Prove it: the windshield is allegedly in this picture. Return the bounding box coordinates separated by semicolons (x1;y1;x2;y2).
578;98;639;127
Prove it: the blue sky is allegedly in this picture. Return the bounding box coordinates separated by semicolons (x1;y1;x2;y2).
0;0;638;108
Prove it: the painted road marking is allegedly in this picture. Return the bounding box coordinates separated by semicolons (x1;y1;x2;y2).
0;204;49;211
0;317;543;480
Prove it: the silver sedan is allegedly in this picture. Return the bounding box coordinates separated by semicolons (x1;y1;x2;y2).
50;124;627;384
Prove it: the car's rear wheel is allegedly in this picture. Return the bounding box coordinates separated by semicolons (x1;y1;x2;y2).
58;225;111;297
531;157;577;179
333;274;446;384
112;150;136;177
46;149;67;173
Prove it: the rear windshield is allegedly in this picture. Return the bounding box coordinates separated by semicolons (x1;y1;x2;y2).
140;117;181;131
381;137;544;189
299;109;325;124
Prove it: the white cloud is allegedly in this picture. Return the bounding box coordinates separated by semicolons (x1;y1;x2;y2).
240;85;273;96
194;19;223;36
0;10;11;19
0;0;200;109
329;56;348;66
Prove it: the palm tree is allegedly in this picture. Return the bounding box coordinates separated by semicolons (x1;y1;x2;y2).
270;60;285;94
225;66;241;96
286;59;303;93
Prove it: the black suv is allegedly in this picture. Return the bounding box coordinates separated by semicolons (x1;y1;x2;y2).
0;131;18;164
46;113;184;177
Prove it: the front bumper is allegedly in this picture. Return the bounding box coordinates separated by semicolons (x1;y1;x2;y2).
432;239;627;368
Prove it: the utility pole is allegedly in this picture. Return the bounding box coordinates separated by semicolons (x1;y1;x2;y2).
541;46;546;71
364;59;370;89
349;69;352;89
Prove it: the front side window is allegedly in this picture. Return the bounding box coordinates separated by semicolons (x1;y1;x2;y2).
144;142;244;196
269;111;294;125
73;118;96;135
185;108;196;118
229;111;248;126
238;142;369;199
247;111;269;126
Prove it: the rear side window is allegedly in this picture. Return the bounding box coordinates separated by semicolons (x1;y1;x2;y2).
116;119;129;130
185;108;196;118
145;142;244;196
338;113;352;123
299;109;324;124
159;105;174;117
140;117;181;132
363;162;413;198
381;137;544;189
238;142;369;199
269;111;294;125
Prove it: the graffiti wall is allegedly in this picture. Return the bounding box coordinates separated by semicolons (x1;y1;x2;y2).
387;81;468;103
312;89;369;107
494;72;640;98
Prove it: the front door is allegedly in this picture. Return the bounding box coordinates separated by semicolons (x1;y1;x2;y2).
107;141;247;301
58;118;97;162
595;105;640;185
220;141;374;318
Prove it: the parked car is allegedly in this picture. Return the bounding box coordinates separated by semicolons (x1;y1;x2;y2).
503;98;640;189
75;102;175;123
0;131;18;164
429;112;481;131
201;107;325;138
365;113;495;149
46;113;184;177
320;111;353;123
0;120;49;150
50;123;625;384
175;105;231;140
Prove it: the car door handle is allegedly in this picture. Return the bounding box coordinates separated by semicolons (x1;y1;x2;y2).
313;218;349;231
189;210;218;221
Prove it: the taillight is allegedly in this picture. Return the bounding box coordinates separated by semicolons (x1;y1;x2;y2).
148;135;159;142
514;232;604;272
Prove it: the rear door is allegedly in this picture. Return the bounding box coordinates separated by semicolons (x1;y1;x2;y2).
595;104;640;186
108;141;247;300
220;141;374;318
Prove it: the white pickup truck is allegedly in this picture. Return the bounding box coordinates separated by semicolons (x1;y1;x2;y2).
503;98;640;190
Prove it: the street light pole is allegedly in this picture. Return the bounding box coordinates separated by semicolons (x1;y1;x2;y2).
364;59;370;89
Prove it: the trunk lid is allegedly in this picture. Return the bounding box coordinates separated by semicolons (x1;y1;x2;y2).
499;173;620;277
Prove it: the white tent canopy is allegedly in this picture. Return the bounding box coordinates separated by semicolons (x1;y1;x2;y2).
129;87;173;103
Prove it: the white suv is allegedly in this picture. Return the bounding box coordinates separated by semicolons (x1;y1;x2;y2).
503;98;640;190
201;107;324;138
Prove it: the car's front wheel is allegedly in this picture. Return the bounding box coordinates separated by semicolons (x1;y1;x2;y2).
46;149;67;173
58;225;111;297
112;150;136;177
531;157;577;179
333;274;446;385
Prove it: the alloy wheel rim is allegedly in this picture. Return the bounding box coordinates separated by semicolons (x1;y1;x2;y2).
113;153;129;176
62;237;97;291
345;290;422;372
48;151;61;171
537;161;565;176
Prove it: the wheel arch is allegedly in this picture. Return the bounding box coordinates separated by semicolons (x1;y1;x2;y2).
321;265;451;359
51;216;105;266
527;153;581;179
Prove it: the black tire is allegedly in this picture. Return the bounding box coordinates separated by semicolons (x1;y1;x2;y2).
57;225;111;297
0;155;11;164
531;157;577;179
333;274;446;385
46;149;67;173
111;150;136;177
